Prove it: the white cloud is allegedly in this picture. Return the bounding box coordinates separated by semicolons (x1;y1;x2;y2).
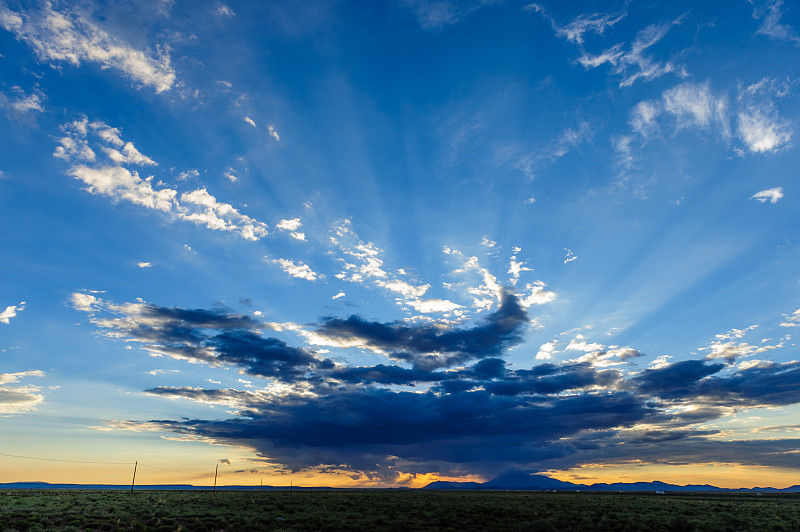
751;187;784;204
527;4;625;46
703;341;781;363
0;369;45;414
481;236;497;248
72;165;177;212
566;335;604;352
406;0;501;29
270;258;319;281
94;124;124;147
102;142;158;167
577;45;624;69
178;188;268;240
627;80;794;156
277;218;302;231
737;107;791;153
563;248;577;264
0;87;45;114
376;279;430;299
552;121;593;158
752;0;800;44
70;292;101;312
223;168;238;182
0;302;25;324
177;169;200;181
216;3;235;17
453;255;503;309
508;257;532;285
268;125;280;141
662;82;728;132
780;308;800;327
524;196;536;204
406;298;463;314
533;5;685;88
536;340;558;360
630;101;660;137
137;262;152;268
332;291;346;300
0;369;44;385
0;3;175;93
517;281;556;308
276;218;306;240
55;119;270;241
244;116;256;127
614;17;687;87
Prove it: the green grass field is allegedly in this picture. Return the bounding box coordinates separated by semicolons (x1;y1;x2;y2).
0;489;798;531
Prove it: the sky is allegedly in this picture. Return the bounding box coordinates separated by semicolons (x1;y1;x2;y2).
1;0;800;490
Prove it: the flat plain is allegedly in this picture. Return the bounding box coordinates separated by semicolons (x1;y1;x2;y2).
0;489;798;531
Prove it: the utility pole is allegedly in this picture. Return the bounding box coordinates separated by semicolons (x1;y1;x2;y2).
130;461;137;493
213;464;218;492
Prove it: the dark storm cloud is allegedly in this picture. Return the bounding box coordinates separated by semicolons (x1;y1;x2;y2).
484;363;622;396
315;290;528;369
125;356;800;480
78;299;329;381
132;387;656;477
327;364;446;386
79;295;800;480
633;360;726;398
540;434;800;473
694;361;800;406
136;305;260;330
210;331;333;379
635;359;800;407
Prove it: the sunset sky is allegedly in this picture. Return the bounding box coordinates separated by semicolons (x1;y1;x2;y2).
1;0;800;489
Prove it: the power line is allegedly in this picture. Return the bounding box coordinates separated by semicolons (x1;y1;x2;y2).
0;452;264;486
137;463;211;476
0;452;131;465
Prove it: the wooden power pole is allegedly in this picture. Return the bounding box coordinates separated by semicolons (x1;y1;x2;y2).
130;461;137;493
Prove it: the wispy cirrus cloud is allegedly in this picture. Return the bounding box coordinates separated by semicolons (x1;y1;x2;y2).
528;5;687;87
525;4;625;46
0;2;175;93
403;0;501;29
751;187;784;203
752;0;800;44
0;86;45;116
625;80;791;159
736;106;792;153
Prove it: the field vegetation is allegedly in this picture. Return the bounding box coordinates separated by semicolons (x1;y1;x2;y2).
0;489;798;531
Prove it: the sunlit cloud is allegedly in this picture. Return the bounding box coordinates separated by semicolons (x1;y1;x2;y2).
0;2;175;92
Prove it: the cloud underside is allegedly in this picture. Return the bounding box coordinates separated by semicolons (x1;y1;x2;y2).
75;293;800;480
0;370;45;414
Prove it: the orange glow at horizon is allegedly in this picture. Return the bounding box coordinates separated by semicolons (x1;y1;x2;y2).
545;463;800;490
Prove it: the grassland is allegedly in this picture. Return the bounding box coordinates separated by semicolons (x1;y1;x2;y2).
0;489;798;531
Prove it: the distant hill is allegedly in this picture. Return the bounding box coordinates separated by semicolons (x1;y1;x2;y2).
422;472;800;493
2;478;798;492
0;482;336;491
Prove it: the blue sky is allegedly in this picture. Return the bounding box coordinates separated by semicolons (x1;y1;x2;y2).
1;0;800;488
